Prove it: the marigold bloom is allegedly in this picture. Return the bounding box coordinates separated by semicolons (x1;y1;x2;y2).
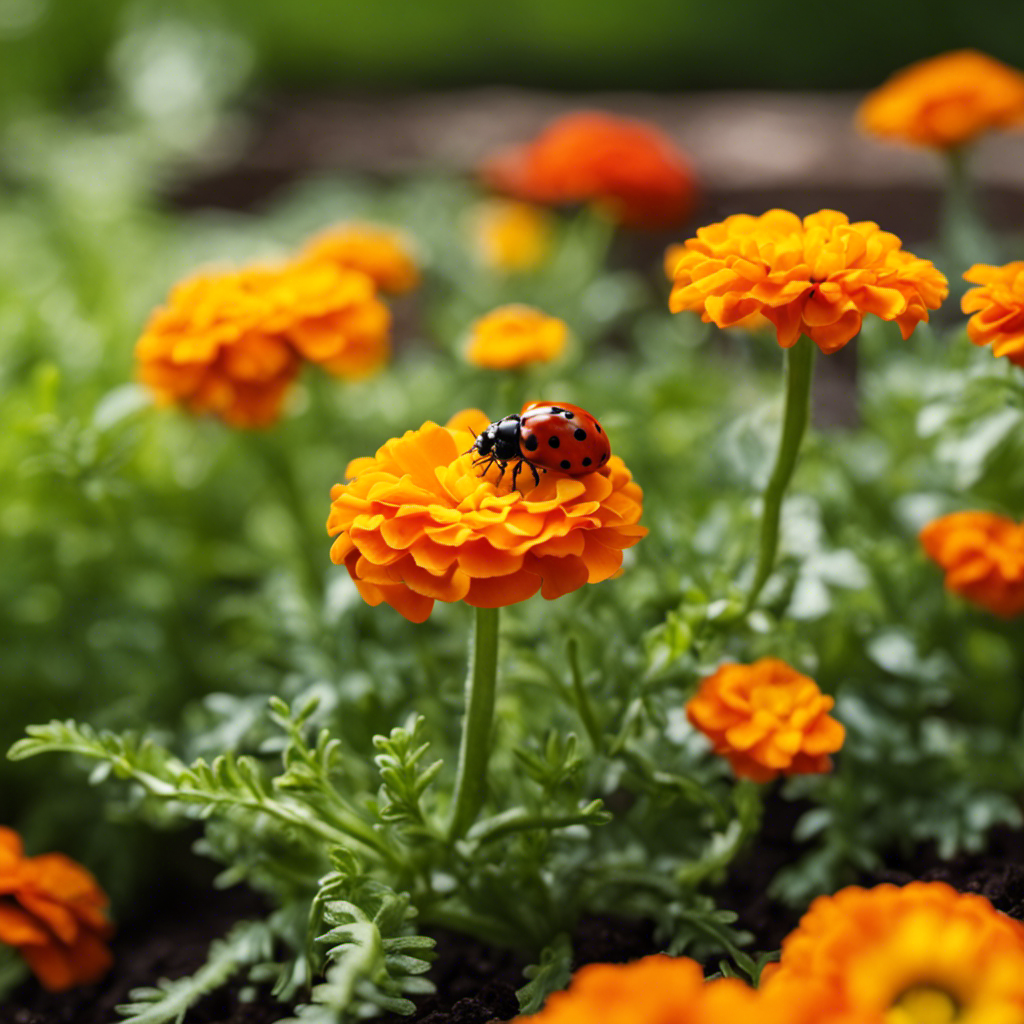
920;512;1024;618
301;222;419;295
136;262;391;426
686;658;845;783
521;955;843;1024
327;410;646;623
667;209;948;354
471;199;554;273
480;111;697;228
858;50;1024;149
465;305;568;371
0;828;113;992
961;263;1024;366
768;882;1024;1024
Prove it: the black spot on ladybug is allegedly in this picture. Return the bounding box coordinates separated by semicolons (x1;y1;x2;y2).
560;459;571;470
582;457;592;467
563;410;574;418
524;435;539;452
574;428;587;441
550;406;564;413
595;423;602;433
548;436;560;448
599;452;608;462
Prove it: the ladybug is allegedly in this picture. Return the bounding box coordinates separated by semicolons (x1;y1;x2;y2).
469;401;611;490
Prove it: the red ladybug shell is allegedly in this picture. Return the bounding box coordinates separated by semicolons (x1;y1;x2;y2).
518;401;611;476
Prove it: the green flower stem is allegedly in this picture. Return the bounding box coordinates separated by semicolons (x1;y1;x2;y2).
745;336;815;610
448;605;500;841
941;147;995;271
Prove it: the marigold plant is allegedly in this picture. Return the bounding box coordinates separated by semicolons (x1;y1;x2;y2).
480;111;697;228
667;209;948;354
768;882;1024;1024
961;262;1024;366
136;261;391;426
0;827;113;992
920;511;1024;618
465;305;568;371
301;222;420;294
471;199;553;273
686;658;845;783
857;50;1024;149
326;410;646;622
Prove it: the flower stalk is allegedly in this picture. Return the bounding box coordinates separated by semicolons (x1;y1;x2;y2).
941;147;995;272
448;605;501;840
746;336;815;610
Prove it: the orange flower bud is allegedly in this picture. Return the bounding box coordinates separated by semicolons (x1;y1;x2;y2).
471;199;554;273
480;111;697;228
767;882;1024;1023
0;827;113;992
465;305;568;371
858;50;1024;150
327;410;646;622
668;210;948;354
920;512;1024;618
961;262;1024;366
686;658;845;783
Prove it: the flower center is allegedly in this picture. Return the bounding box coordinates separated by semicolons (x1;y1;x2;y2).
886;987;960;1024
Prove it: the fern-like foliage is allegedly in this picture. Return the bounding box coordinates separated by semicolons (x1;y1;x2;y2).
280;850;435;1023
115;920;275;1024
372;716;443;842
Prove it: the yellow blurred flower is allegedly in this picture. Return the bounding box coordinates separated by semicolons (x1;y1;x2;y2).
465;305;568;371
858;50;1024;150
471;199;554;273
920;511;1024;618
767;882;1024;1024
667;209;948;354
961;262;1024;366
301;222;420;294
686;658;845;783
326;410;646;623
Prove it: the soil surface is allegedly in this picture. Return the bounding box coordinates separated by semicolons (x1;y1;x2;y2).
5;801;1024;1024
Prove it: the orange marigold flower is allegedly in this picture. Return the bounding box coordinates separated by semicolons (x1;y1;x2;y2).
136;262;391;426
768;882;1024;1024
326;409;646;623
686;658;845;783
465;305;568;371
301;222;419;294
667;209;948;354
0;827;113;992
471;199;554;273
480;111;697;228
961;262;1024;366
520;955;843;1024
857;50;1024;150
920;511;1024;618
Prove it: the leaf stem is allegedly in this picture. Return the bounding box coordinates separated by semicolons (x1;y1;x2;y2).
448;606;500;840
745;336;815;610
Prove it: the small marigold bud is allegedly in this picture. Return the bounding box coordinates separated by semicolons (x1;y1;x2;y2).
686;658;845;783
465;305;568;371
920;511;1024;618
471;199;554;273
0;828;114;992
858;50;1024;149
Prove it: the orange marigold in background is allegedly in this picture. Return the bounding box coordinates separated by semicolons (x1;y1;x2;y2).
136;262;391;426
520;954;846;1024
327;410;646;622
667;209;948;354
920;512;1024;618
858;50;1024;149
686;658;845;783
0;827;113;992
465;305;568;371
480;111;697;228
961;262;1024;366
471;199;554;273
301;222;419;294
767;882;1024;1024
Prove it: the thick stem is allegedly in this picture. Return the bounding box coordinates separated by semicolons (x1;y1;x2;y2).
448;606;500;840
941;147;995;272
745;336;815;610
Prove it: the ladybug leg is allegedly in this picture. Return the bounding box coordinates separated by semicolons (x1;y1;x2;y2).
528;461;541;487
495;460;507;486
510;459;523;491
